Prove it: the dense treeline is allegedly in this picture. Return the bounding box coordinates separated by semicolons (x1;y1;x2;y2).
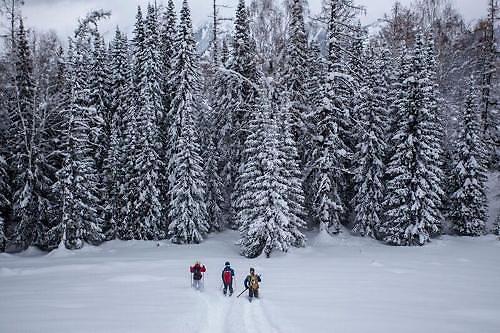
0;0;498;256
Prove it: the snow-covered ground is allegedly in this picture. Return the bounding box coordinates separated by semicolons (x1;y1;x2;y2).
1;231;499;333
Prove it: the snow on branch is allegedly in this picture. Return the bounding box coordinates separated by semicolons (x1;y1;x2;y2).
74;9;111;38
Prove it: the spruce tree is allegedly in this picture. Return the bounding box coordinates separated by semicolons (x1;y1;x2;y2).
10;18;39;248
385;46;409;161
307;1;351;235
121;6;146;239
478;0;498;166
323;0;357;219
346;22;366;149
106;28;130;240
129;4;165;240
422;32;446;229
89;34;110;168
159;0;177;224
305;42;326;111
204;136;224;232
160;0;177;115
449;82;488;236
238;89;305;258
381;34;444;246
11;19;55;249
352;49;387;238
213;0;259;227
55;30;105;249
303;42;326;214
203;104;224;232
285;0;309;153
230;0;259;147
273;85;307;244
168;0;209;244
132;6;146;98
231;0;258;86
89;33;111;235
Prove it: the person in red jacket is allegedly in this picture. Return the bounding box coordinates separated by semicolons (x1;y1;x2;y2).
221;262;235;296
190;261;206;290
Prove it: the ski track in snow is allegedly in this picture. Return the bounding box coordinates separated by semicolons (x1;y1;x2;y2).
198;288;281;333
244;299;282;333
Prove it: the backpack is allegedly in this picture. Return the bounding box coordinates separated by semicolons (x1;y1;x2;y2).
193;265;202;280
223;269;232;284
249;275;259;290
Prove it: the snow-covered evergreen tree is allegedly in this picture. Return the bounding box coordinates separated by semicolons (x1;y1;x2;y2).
160;0;176;115
305;42;326;112
204;133;224;232
449;81;488;236
159;0;177;224
385;45;409;166
478;0;498;167
106;28;130;240
10;18;39;247
346;22;366;150
352;48;388;238
202;103;225;232
132;6;146;98
54;19;107;249
302;41;326;215
423;32;446;223
121;6;146;240
306;1;352;235
128;4;164;240
274;88;307;246
11;19;55;249
344;22;366;224
381;34;444;246
229;0;259;129
284;0;309;156
167;0;209;244
89;34;110;165
212;0;259;227
89;33;111;234
238;88;305;258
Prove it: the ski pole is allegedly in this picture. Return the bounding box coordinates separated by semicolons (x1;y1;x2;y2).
236;287;248;298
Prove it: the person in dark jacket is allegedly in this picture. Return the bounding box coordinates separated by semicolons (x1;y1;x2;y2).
244;267;261;301
190;261;206;290
221;261;235;296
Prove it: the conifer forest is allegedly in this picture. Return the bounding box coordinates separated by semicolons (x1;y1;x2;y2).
0;0;499;258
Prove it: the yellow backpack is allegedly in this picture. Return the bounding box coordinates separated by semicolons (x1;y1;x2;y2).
249;274;259;290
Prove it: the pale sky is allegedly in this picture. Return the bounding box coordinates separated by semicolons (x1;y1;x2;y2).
21;0;488;40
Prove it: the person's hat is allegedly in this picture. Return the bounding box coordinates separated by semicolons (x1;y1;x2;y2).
225;261;230;266
250;267;255;272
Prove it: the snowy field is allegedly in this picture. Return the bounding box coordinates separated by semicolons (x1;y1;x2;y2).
1;231;500;333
